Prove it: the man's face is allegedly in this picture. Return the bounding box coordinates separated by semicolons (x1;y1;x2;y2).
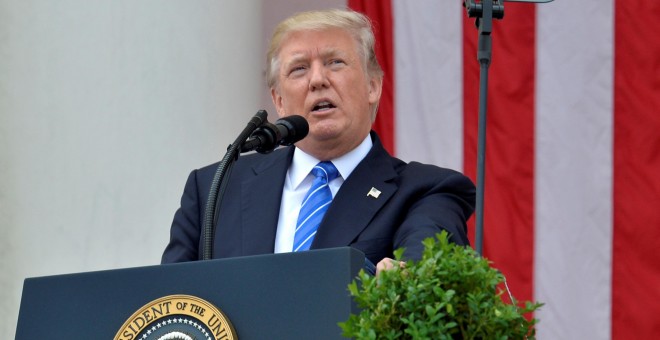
271;28;382;160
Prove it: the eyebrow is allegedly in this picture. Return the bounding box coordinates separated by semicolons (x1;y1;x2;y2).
283;53;309;69
282;48;348;69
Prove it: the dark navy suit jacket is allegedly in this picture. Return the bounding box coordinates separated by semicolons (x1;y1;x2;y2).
162;132;475;265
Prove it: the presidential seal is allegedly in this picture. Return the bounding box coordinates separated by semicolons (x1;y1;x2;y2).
114;295;237;340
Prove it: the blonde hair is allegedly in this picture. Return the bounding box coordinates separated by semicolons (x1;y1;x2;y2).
266;8;383;89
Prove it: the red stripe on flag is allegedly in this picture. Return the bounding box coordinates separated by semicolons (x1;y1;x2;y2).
348;0;395;154
613;0;660;337
463;4;536;305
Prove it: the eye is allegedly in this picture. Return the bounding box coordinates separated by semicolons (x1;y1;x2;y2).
328;59;345;66
288;65;307;77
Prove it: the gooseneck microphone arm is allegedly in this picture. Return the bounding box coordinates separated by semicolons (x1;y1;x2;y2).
201;110;268;260
201;112;309;260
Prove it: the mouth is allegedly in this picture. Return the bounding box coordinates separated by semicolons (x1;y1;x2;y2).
311;99;337;113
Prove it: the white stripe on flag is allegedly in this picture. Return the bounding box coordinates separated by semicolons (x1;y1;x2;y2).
393;0;464;171
535;1;614;339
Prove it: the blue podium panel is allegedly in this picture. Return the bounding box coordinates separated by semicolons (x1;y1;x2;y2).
16;247;364;340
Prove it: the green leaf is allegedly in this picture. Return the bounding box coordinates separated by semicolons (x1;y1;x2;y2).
393;247;405;261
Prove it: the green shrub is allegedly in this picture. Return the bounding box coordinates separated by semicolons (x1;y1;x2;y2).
339;231;542;339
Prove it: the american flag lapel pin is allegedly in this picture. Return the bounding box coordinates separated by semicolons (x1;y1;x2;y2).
367;187;381;199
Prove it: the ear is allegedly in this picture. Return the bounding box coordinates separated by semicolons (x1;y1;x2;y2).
367;75;383;106
271;87;286;118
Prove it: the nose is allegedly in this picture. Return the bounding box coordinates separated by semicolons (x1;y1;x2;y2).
308;62;329;91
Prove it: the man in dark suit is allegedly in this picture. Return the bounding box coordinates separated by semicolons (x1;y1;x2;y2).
162;9;475;275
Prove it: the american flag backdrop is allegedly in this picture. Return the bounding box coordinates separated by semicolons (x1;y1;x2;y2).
346;1;659;339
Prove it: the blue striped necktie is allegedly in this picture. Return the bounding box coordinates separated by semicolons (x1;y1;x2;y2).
294;161;339;252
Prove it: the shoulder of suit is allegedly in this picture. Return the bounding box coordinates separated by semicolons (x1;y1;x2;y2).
194;146;292;175
396;160;465;179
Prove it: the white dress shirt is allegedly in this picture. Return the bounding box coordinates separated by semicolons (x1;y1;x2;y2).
274;134;373;253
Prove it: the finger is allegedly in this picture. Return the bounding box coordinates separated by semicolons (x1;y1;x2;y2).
376;258;405;276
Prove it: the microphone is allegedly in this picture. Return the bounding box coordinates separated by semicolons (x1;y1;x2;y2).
241;115;309;154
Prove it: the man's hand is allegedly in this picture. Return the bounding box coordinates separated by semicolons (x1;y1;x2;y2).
376;257;406;276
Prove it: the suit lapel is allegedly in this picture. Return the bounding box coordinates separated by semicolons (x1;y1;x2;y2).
239;147;294;254
312;136;398;249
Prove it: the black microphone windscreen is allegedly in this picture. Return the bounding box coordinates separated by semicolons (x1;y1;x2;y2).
277;115;309;145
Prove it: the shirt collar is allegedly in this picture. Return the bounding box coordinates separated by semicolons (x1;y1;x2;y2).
289;134;373;190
